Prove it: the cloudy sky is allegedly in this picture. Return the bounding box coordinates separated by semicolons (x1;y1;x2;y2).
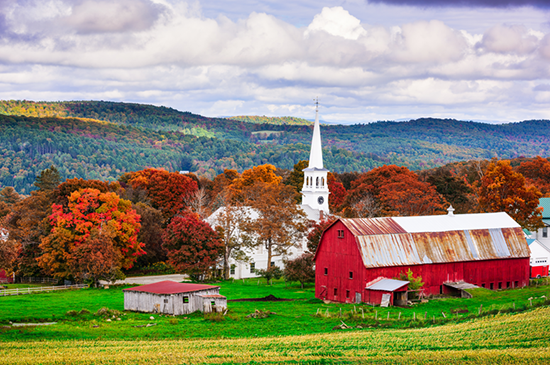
0;0;549;124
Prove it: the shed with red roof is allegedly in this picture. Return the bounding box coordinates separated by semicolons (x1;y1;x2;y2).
123;280;227;315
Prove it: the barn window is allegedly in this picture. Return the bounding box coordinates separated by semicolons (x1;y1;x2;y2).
544;227;548;238
338;230;344;239
324;267;328;276
506;281;510;288
515;281;519;288
346;290;350;299
250;263;255;273
490;283;494;290
334;288;337;296
481;283;486;288
349;272;353;279
183;296;189;303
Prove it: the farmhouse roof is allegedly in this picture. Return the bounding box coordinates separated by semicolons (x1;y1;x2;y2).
327;212;529;268
122;281;219;295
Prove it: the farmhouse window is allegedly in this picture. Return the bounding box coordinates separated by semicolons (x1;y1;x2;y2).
349;271;353;279
334;288;337;296
337;230;344;239
230;265;235;275
544;227;548;238
250;263;255;273
270;261;275;267
183;296;189;303
324;267;328;275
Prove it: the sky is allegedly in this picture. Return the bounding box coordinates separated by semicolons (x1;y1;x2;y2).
0;0;549;124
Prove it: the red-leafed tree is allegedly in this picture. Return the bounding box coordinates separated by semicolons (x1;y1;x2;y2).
327;173;346;212
38;188;143;281
55;178;120;206
344;165;447;217
123;168;198;219
284;253;315;289
478;160;543;230
162;212;224;280
307;219;336;253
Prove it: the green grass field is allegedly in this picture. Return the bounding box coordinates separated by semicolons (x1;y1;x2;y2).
1;279;550;363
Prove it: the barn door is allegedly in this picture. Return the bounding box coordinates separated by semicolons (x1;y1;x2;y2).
355;292;361;304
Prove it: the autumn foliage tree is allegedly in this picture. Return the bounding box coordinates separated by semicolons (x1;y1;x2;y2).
284;253;315;289
230;164;281;201
242;182;308;269
162;212;224;280
38;188;143;281
477;160;543;230
344;165;446;217
123;168;198;218
327;173;346;212
307;219;335;253
516;156;550;196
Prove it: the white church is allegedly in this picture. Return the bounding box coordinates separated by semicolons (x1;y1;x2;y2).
206;102;330;279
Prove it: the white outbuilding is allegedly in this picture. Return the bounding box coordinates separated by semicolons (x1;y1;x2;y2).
123;280;227;315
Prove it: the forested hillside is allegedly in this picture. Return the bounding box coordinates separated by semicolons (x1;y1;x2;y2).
0;114;382;193
1;99;550;193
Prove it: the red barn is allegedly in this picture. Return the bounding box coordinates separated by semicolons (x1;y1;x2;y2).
315;211;530;304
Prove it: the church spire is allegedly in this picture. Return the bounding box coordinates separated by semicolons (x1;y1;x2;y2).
308;98;324;169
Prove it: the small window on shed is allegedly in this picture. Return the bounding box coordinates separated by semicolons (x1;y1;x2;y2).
250;262;255;273
183;296;189;304
324;267;328;276
338;230;344;239
334;288;338;296
211;301;216;306
164;299;169;303
349;271;353;279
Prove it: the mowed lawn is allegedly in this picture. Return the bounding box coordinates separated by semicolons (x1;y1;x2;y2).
1;279;550;363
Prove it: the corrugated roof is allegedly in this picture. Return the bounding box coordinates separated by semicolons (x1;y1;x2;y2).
340;217;407;236
539;198;550;219
123;281;219;294
341;213;529;268
366;278;409;291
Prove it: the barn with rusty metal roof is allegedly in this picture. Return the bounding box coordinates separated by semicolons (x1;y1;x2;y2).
123;281;227;315
314;209;530;305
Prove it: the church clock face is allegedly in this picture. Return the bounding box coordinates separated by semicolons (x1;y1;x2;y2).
318;196;324;205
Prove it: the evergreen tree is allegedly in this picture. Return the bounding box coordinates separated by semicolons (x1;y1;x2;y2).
34;165;61;192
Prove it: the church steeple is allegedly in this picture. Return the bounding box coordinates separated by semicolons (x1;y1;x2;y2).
308;99;324;169
301;98;330;216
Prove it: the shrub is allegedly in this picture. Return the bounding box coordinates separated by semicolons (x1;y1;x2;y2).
79;309;91;315
66;310;78;316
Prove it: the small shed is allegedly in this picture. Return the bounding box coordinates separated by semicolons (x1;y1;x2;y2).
123;281;227;315
364;278;409;306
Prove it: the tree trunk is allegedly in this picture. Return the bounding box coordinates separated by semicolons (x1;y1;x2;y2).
267;241;272;270
223;246;231;280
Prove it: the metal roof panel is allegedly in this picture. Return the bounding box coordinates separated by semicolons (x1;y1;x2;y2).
366;278;409;291
123;281;220;294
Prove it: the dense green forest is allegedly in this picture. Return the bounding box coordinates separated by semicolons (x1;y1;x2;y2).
1;99;550;193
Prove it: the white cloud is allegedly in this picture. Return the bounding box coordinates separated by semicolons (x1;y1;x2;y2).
305;6;367;40
481;24;539;55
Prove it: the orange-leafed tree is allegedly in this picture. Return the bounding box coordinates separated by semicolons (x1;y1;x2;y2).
38;188;143;281
478;160;543;230
123;168;198;219
55;178;120;206
242;182;308;269
162;212;224;280
0;238;20;274
230;164;282;201
516;156;550;196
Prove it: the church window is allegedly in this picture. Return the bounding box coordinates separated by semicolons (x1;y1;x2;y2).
316;177;319;187
543;227;548;238
322;177;325;186
250;263;255;273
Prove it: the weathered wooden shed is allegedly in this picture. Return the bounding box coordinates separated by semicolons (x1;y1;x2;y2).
123;281;227;315
315;211;530;304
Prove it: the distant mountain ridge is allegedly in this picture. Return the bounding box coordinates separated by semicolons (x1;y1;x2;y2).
1;99;550;193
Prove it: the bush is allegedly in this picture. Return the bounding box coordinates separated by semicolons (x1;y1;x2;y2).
95;307;122;318
79;309;91;315
66;310;78;316
255;266;283;285
204;312;225;322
